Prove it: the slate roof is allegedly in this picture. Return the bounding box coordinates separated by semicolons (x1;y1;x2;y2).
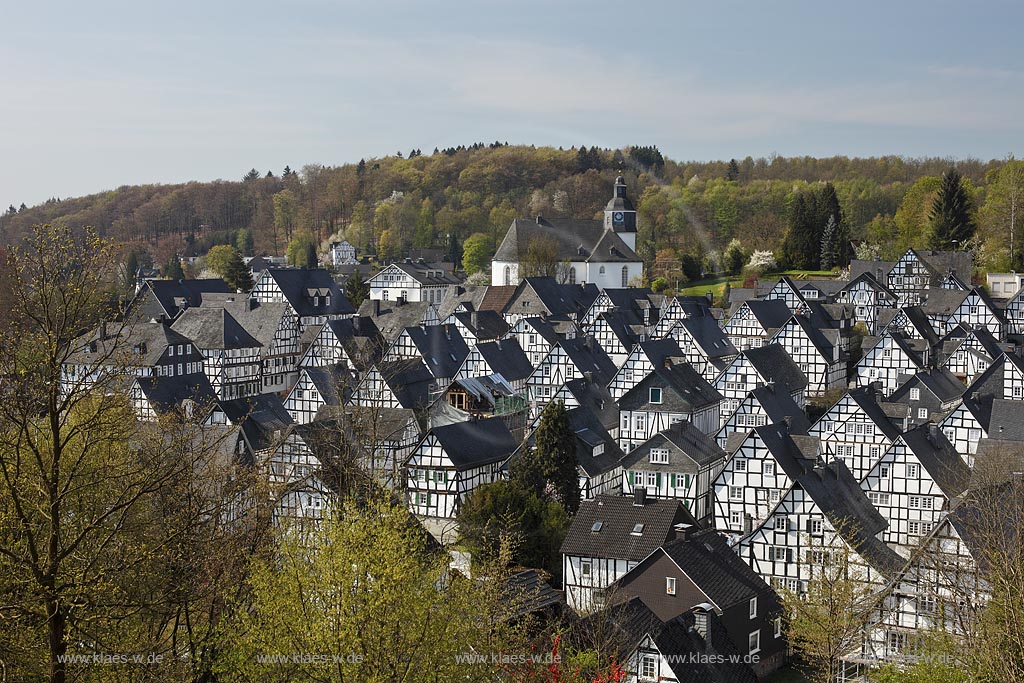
839;271;898;301
357;299;436;342
898;424;971;498
742;344;809;394
983;399;1024;442
218;393;294;451
622;420;727;471
619;360;723;413
376;359;434;409
131;278;232;320
566;406;626;478
501;570;564;618
298;366;347;407
428;416;518;469
846;386;903;440
892;368;966;404
470;338;534;383
69;320;196;367
558;336;618;387
133;374;219;417
319;316;386;370
674;316;738;360
560;495;697;561
205;298;294;348
260;268;355;317
922;288;970;317
390;260;464;286
558;376;619;434
739;299;795;331
744;384;812;434
402;324;471;379
503;277;600;320
916;249;973;282
495;217;640;264
450;310;510;340
171;307;262;350
657;530;776;610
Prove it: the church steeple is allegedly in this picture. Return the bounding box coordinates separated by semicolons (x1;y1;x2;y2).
604;175;637;251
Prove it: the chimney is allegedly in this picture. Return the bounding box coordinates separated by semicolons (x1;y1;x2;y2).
583;370;594;383
99;321;107;340
445;324;452;341
693;608;709;640
633;488;647;506
664;357;674;370
706;291;713;303
782;415;793;432
535;215;543;224
373;299;381;316
470;311;478;330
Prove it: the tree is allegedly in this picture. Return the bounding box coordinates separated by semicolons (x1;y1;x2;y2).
726;158;740;181
980;159;1024;269
780;527;876;683
929;168;976;250
163;255;185;280
235;228;254;256
724;239;745;275
820;214;840;270
377;229;400;262
457;480;569;577
243;168;260;182
272;188;299;250
218;497;519;683
513;400;580;514
0;225;248;682
519;235;564;280
782;192;818;269
462;232;495;275
344;274;369;309
207;245;254;291
123;249;140;293
285;232;317;268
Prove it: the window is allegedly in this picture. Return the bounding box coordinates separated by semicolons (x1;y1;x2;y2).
568;267;576;284
649;448;669;464
666;577;677;595
770;489;781;503
646;472;657;487
910;388;920;401
879;465;891;479
735;457;747;472
635;415;645;432
919;594;937;615
764;462;775;476
729;486;743;501
599;266;605;276
621;265;629;287
730;511;743;527
749;597;758;618
918;408;929;419
631;523;645;536
774;517;789;532
503;266;511;286
907;463;920;478
748;630;760;655
870;446;881;459
809;518;824;535
774;617;783;638
639;654;657;679
771;547;789;562
649;387;663;404
580;560;592;577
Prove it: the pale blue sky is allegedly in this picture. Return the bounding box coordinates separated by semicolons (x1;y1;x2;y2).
3;0;1024;208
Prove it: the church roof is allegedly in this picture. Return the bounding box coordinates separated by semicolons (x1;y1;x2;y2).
494;217;640;264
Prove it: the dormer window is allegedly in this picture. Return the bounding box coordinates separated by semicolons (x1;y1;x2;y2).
649;448;669;465
631;523;645;536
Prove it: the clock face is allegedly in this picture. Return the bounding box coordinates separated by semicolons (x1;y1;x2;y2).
613;211;624;223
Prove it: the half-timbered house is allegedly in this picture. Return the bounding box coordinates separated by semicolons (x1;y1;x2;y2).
714;344;808;425
526;336;616;416
367;259;462;306
722;299;794;352
453;337;533;392
250;267;354;332
853;331;927;396
714;383;811;450
888;368;965;428
297;316;384;374
809;386;902;481
668;316;738;381
171;307;263;400
836;272;899;334
768;313;847;396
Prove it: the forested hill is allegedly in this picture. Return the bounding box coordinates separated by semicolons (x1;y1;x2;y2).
0;144;1015;272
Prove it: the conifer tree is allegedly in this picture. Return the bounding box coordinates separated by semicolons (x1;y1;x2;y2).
782;193;817;269
514;400;580;514
820;214;839;269
930;168;976;250
164;256;185;280
726;158;740;181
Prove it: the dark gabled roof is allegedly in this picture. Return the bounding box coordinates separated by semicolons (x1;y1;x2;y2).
560;495;697;561
261;268;354;317
558;336;618;386
133;374;219;416
69;320;196;367
619;360;723;413
219;393;294;451
887;331;928;367
357;299;435;342
916;249;973;282
567;406;626;477
320;316;385;370
621;420;726;471
840;270;898;301
495;217;640;263
983;399;1024;442
898;424;971;498
891;368;966;404
632;338;687;368
132;278;233;320
450;309;510;340
793;458;904;577
377;359;434;409
297;365;347;407
659;530;776;610
595;598;758;683
750;423;819;480
846;387;903;440
742;344;809;393
504;277;600;320
501;570;564;618
922;288;970;316
205;298;293;347
559;376;619;434
171;307;262;350
674;316;737;360
515;316;563;346
428;416;518;469
401;324;471;380
593;309;645;351
745;384;812;434
739;298;794;331
471;337;534;383
787;314;836;357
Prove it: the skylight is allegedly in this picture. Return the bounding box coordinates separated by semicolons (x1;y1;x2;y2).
631;523;645;536
591;521;603;533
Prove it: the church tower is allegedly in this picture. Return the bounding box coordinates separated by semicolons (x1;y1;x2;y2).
603;175;637;251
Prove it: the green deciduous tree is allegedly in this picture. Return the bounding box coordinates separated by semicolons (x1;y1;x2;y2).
285;232;318;268
163;255;185;280
236;228;254;256
929;169;976;250
461;232;495;275
207;244;253;291
980;159;1024;269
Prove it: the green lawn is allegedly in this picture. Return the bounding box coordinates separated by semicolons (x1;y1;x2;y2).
676;269;840;299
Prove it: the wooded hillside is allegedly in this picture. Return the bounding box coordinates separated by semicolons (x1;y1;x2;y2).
1;144;1019;275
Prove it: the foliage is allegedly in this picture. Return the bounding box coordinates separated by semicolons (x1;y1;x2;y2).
929;168;976;250
344;274;369;308
462;231;495;275
285;231;318;268
724;238;745;274
236;227;254;255
520;235;564;280
747;250;777;272
457;480;569;578
512;401;580;514
218;497;517;683
978;159;1024;270
207;244;253;291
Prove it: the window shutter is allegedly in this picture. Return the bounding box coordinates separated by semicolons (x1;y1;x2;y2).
671;474;677;488
426;492;432;506
656;473;662;488
631;471;636;485
786;549;793;562
806;519;813;533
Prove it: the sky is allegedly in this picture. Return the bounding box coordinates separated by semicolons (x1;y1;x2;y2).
3;0;1024;208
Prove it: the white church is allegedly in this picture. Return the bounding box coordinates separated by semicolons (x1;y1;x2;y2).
491;175;644;289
